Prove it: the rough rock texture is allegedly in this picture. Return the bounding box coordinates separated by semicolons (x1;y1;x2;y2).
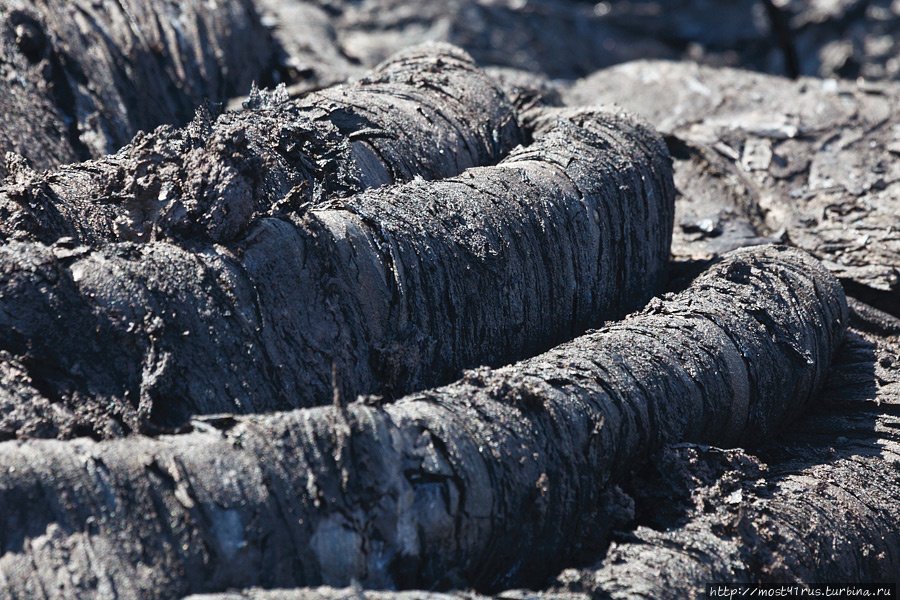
0;43;524;246
781;0;900;80
0;0;274;177
551;299;900;598
567;60;900;316
483;67;564;115
187;588;588;600
251;0;900;96
2;2;900;597
587;0;795;75
0;104;674;440
0;245;847;598
253;0;679;88
591;0;900;81
251;0;363;93
333;0;680;80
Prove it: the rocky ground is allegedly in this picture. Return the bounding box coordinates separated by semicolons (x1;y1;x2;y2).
0;0;898;598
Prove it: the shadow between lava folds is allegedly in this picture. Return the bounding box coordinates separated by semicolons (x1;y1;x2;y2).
755;349;885;479
570;304;883;568
840;279;900;322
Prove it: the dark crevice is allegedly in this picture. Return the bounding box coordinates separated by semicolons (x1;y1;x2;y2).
759;0;800;79
843;279;900;321
45;49;94;162
7;10;92;161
